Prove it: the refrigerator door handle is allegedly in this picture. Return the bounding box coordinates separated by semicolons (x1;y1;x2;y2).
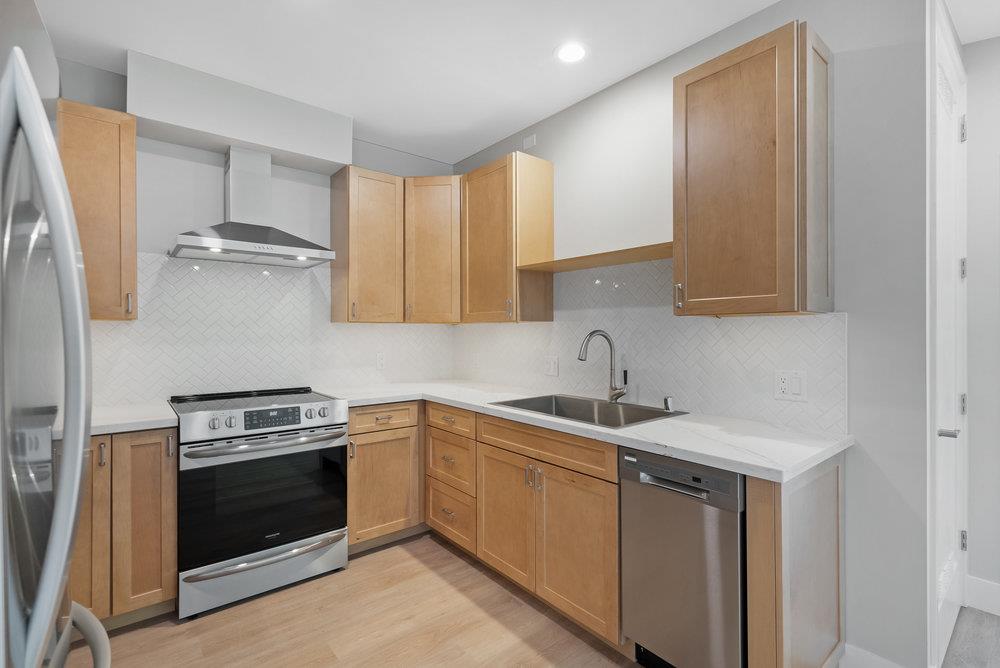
48;603;111;668
2;47;95;668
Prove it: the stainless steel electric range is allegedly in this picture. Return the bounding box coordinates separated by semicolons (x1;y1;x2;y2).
169;387;349;618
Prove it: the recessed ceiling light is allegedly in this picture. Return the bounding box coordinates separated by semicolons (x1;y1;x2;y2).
556;42;586;64
209;247;222;253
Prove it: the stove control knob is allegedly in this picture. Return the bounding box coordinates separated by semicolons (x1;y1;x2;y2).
225;416;237;428
318;407;329;418
305;408;316;419
209;417;221;430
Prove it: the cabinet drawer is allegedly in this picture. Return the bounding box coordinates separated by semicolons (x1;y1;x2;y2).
426;402;476;438
477;415;617;483
349;401;420;434
426;476;476;554
426;427;476;496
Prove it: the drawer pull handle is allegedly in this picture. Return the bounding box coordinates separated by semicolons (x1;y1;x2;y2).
525;464;534;488
441;454;456;465
441;507;455;519
348;440;356;458
374;414;393;423
441;415;456;423
98;442;107;467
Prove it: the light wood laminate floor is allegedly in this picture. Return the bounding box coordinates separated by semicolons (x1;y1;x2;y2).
67;534;633;667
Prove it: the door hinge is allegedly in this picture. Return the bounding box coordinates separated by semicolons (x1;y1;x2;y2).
960;115;968;143
960;393;968;415
961;530;968;551
960;257;968;279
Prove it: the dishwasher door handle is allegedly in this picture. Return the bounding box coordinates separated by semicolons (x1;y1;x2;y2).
639;471;710;501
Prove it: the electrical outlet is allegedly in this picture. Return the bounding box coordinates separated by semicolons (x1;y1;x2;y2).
774;370;807;402
375;352;385;371
543;355;559;377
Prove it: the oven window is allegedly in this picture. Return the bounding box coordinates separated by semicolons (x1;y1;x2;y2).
179;446;347;571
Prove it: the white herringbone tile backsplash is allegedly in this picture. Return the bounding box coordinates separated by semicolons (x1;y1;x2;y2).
90;253;457;404
93;255;846;433
454;260;847;433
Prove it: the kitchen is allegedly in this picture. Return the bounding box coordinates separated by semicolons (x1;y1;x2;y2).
0;0;978;666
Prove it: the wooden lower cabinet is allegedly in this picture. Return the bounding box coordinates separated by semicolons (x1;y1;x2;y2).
533;462;619;645
68;436;112;619
425;476;476;553
476;443;536;589
348;426;421;544
475;442;620;644
111;428;178;615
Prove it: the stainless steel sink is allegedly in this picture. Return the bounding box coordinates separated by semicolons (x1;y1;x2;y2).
492;394;685;429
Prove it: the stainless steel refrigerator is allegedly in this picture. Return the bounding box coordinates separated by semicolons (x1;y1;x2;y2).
1;0;111;664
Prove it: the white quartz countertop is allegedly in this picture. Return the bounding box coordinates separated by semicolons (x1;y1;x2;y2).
313;381;854;483
86;380;854;483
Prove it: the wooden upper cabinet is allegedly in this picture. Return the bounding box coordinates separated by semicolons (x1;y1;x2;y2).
57;99;136;320
67;436;112;619
673;22;832;316
461;152;553;322
404;176;461;323
331;166;404;322
347;426;421;544
111;428;177;615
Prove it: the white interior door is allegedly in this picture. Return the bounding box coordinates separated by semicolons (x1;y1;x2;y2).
932;9;968;665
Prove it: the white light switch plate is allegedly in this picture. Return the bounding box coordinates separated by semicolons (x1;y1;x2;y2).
774;370;807;402
543;355;559;377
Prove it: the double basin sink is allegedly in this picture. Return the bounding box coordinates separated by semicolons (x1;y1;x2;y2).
492;394;685;429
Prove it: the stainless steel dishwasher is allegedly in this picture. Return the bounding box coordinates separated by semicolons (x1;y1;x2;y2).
620;448;745;668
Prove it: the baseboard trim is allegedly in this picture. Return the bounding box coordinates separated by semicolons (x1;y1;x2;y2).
838;643;905;668
966;574;1000;617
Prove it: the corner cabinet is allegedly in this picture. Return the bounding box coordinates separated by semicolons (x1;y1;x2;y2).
461;152;554;322
57;99;137;320
331;166;405;322
672;22;832;316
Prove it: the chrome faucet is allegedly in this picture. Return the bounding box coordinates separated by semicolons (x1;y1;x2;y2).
577;329;627;403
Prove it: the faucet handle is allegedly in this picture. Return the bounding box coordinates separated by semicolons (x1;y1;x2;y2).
664;396;675;412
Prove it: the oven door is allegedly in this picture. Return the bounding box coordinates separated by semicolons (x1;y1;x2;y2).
178;425;348;573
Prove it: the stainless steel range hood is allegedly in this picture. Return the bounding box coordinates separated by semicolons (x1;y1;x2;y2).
169;147;335;268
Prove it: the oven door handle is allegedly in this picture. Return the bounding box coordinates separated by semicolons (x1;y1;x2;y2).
183;430;346;459
182;528;348;583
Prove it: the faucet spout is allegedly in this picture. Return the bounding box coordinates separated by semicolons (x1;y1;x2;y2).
577;330;627;403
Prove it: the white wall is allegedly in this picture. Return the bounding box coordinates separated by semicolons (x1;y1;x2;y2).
456;0;928;664
58;58;126;110
963;36;1000;591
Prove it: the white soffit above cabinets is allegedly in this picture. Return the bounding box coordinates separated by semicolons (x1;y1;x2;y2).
36;0;781;164
945;0;1000;44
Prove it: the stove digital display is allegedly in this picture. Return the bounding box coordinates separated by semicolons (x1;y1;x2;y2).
244;406;300;430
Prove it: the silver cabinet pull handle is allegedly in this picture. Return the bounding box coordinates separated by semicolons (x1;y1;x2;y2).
673;283;683;309
505;298;513;319
374;414;392;423
525;464;534;488
98;442;107;467
938;428;961;438
167;433;174;458
182;528;348;583
441;454;456;464
185;431;346;459
441;414;456;423
126;291;134;314
441;507;455;519
351;301;357;319
349;439;356;458
406;303;413;319
534;466;544;491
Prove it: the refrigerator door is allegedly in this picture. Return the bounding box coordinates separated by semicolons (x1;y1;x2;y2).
1;47;96;668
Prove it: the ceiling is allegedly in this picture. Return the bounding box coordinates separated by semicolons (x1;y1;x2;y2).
36;0;781;165
946;0;1000;44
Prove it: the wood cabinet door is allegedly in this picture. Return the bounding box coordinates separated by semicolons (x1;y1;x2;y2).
476;442;535;589
673;22;797;315
111;428;177;615
462;155;514;322
347;426;421;544
67;436;111;619
349;166;404;322
533;462;620;644
57;99;136;320
405;176;461;322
